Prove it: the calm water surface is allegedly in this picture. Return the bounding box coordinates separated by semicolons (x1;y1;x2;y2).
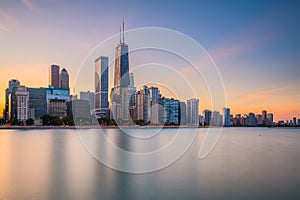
1;128;300;200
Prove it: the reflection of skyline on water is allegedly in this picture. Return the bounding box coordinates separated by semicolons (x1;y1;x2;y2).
1;128;300;200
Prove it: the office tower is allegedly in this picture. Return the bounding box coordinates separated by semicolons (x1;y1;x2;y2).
111;19;131;122
80;91;95;111
95;56;109;118
262;110;267;125
49;65;60;88
267;113;273;126
212;111;223;126
149;86;160;124
14;86;29;121
27;87;47;120
297;119;300;126
293;117;297;125
203;109;212;126
180;102;187;125
256;114;263;125
60;68;69;89
136;86;151;123
159;97;180;125
4;79;20;120
248;113;256;126
114;19;129;88
129;72;134;87
186;98;199;126
46;87;70;117
223;107;231;126
66;99;91;124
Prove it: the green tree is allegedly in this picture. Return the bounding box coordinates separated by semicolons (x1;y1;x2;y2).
10;118;21;126
25;118;35;126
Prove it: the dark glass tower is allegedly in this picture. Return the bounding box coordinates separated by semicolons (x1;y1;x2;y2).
95;56;109;117
114;19;130;88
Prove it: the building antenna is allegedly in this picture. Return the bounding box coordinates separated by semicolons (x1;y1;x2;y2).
122;17;125;43
119;26;121;44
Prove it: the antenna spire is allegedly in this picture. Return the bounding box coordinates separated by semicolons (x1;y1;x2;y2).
119;26;121;44
122;17;125;43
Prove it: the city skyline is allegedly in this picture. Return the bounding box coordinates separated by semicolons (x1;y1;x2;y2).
0;0;299;121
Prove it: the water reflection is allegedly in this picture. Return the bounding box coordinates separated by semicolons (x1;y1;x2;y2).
1;128;300;200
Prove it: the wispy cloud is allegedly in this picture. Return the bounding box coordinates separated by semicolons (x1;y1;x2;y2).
245;84;300;100
0;23;9;32
0;10;19;32
20;0;38;12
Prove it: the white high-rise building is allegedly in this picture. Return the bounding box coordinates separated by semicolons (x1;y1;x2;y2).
186;98;199;126
15;86;29;121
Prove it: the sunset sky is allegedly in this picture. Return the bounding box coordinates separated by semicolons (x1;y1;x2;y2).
0;0;299;121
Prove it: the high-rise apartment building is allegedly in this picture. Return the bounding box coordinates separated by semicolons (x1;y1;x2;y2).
187;98;199;126
223;107;231;126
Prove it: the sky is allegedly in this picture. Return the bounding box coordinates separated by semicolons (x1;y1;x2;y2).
0;0;299;121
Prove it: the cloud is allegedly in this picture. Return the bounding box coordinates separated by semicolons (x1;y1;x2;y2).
245;84;300;100
20;0;38;11
0;23;8;32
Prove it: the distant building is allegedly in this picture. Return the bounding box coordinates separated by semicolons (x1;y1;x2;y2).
212;111;223;126
293;117;297;126
15;86;29;121
256;114;263;126
49;65;60;88
46;87;70;117
262;110;267;125
80;91;95;111
203;109;212;126
66;99;91;124
298;119;300;126
4;79;20;120
267;113;273;126
59;68;69;89
223;107;230;126
95;56;109;118
27;87;47;120
186;98;199;126
136;86;151;123
180;102;187;125
248;113;256;126
149;86;160;124
159;97;180;125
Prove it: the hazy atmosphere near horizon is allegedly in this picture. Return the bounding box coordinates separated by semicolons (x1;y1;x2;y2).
0;0;299;120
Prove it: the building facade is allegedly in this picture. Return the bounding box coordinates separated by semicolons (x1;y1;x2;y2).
187;98;199;126
95;56;109;118
49;65;60;88
60;68;69;89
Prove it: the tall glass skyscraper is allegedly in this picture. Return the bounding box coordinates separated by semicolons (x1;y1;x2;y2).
59;68;69;89
187;98;199;126
114;20;129;88
95;56;109;117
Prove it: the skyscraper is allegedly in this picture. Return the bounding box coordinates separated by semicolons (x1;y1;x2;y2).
223;107;231;126
179;102;187;125
4;79;20;120
136;86;151;124
114;19;130;88
95;56;109;118
111;19;131;122
262;110;267;125
15;86;29;121
60;68;69;89
187;98;199;126
203;109;212;126
49;65;60;88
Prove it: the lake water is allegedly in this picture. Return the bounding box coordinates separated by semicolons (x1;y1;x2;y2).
1;128;300;200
